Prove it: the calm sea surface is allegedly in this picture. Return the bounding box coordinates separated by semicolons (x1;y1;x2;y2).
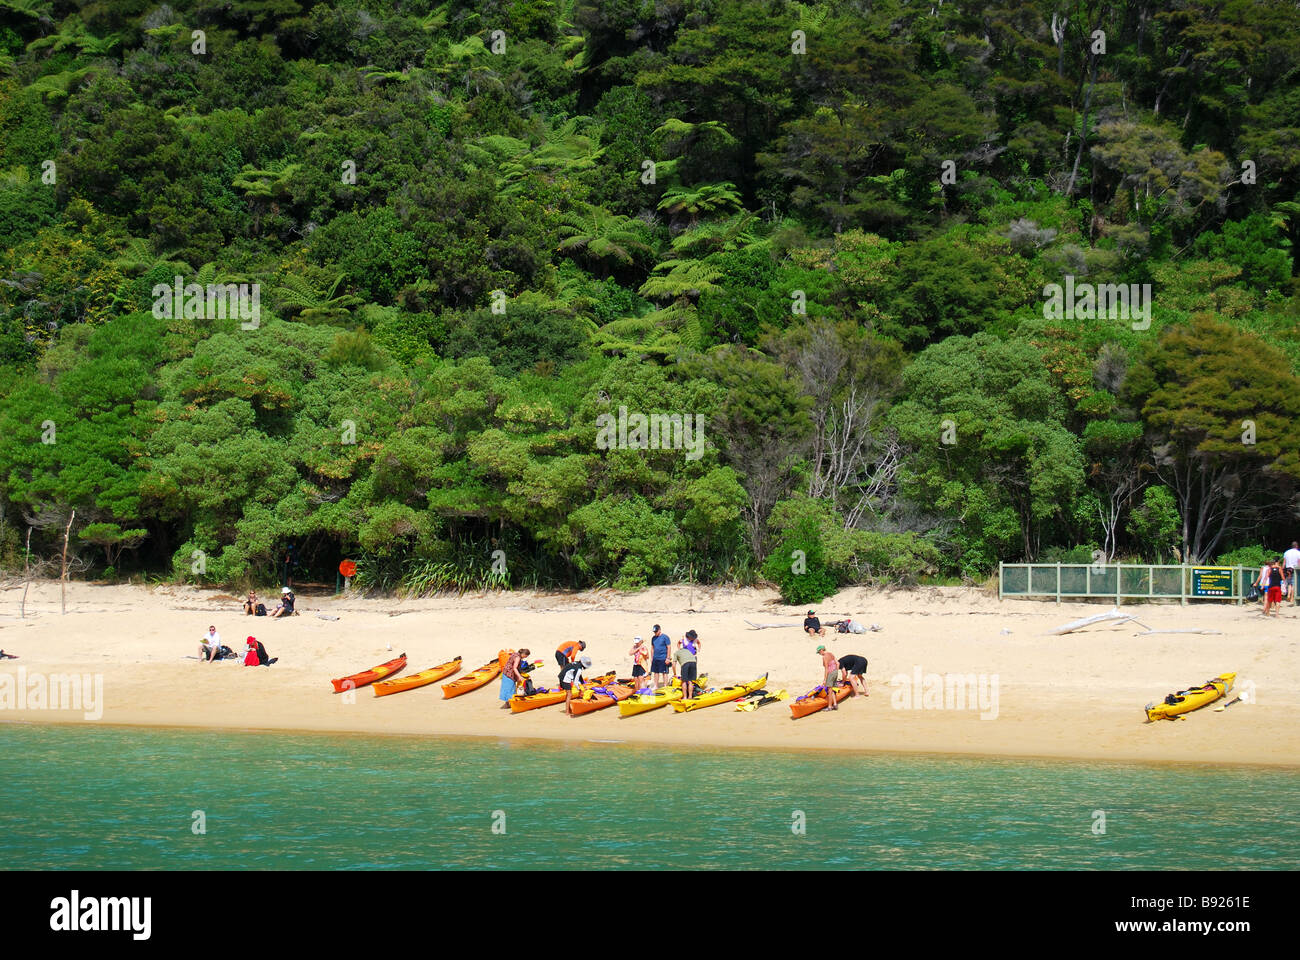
2;723;1297;870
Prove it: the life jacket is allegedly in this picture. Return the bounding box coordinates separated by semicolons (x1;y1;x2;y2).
498;649;513;671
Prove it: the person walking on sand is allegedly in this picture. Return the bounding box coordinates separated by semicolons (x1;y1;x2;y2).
199;625;222;662
817;645;839;710
500;648;529;708
837;653;869;696
1253;560;1270;605
650;625;672;689
561;655;591;716
675;631;700;699
1285;541;1300;604
556;639;585;668
629;637;650;688
1263;560;1285;616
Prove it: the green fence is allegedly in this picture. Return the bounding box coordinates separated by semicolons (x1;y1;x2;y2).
998;563;1259;604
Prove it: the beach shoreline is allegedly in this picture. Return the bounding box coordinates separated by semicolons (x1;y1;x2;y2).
2;580;1296;769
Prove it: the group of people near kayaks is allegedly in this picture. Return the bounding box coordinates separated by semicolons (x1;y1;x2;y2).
328;613;873;720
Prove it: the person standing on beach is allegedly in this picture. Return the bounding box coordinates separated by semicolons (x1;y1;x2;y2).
1285;542;1300;604
500;648;529;708
837;654;869;696
675;631;700;699
650;625;671;689
817;645;839;710
1263;560;1285;616
556;639;586;668
561;655;591;716
804;610;826;637
629;637;650;688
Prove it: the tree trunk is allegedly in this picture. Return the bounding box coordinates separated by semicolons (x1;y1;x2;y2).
21;527;32;619
61;510;75;616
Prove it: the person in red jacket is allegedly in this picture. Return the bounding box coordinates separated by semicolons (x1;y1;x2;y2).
244;637;275;666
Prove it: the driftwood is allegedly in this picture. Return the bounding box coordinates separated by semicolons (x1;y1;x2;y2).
1136;628;1223;636
1046;607;1137;635
744;619;798;630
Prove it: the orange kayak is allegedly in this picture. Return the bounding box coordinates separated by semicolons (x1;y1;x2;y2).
509;672;616;713
373;656;462;697
570;679;637;716
789;681;854;719
331;653;407;694
441;659;501;699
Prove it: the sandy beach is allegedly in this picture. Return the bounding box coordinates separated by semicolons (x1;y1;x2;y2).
1;580;1296;768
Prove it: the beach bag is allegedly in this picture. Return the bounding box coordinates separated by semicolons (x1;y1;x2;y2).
216;644;235;660
255;603;266;616
849;621;867;634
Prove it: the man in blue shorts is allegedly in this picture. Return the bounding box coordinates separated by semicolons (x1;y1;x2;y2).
650;624;671;690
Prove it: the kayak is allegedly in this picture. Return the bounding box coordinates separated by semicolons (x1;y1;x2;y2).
789;681;854;719
570;679;637;717
1145;672;1235;722
331;653;407;694
441;659;502;699
673;674;768;713
617;676;707;718
509;672;616;713
373;656;462;697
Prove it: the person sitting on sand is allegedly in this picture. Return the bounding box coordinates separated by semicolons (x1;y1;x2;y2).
199;625;222;662
243;591;257;616
560;655;591;716
817;645;839;711
804;610;826;638
838;654;869;696
269;588;296;619
555;639;586;668
243;636;275;666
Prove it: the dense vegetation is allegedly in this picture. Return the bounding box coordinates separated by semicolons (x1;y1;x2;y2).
1;0;1298;599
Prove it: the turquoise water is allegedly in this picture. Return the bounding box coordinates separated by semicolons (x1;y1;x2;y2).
2;723;1297;870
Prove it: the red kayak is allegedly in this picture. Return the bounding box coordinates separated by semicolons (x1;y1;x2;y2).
331;653;407;693
789;681;854;719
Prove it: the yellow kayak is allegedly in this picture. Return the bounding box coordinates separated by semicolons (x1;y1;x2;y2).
673;674;767;713
618;676;705;718
1144;673;1235;722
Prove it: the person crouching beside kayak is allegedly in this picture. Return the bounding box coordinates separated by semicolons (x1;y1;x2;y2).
816;646;839;710
838;654;868;696
561;656;592;716
500;648;530;708
675;631;700;699
556;639;586;667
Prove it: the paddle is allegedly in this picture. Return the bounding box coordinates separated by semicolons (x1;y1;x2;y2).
1213;696;1243;712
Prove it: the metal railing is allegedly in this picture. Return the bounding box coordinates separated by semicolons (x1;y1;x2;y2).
998;563;1265;605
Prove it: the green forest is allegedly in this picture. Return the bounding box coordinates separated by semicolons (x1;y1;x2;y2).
1;0;1298;600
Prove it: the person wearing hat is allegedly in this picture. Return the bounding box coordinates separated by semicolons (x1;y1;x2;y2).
560;655;592;716
628;636;650;688
243;636;275;666
269;587;296;619
199;625;222;662
649;624;672;689
555;638;586;668
804;610;825;637
817;645;839;710
674;630;701;699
